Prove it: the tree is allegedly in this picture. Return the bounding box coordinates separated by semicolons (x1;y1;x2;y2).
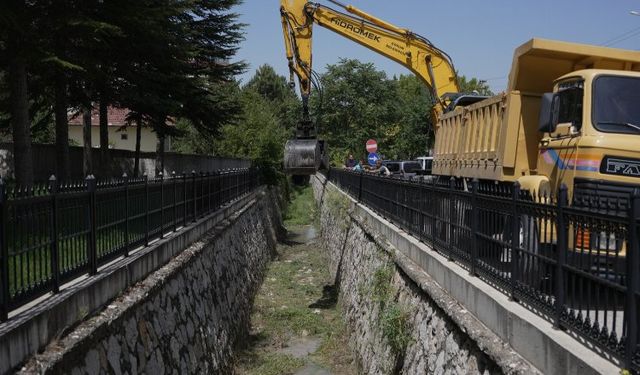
1;0;34;184
214;88;289;184
303;60;494;163
312;59;397;165
173;65;300;184
244;65;301;134
0;0;247;182
458;75;494;96
112;0;246;173
390;75;433;158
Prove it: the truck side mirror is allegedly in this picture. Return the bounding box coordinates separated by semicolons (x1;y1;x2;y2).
538;93;558;133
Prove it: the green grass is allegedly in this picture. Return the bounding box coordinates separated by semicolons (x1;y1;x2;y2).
234;185;356;374
5;225;147;297
283;185;316;226
239;353;304;375
380;302;413;353
235;238;355;374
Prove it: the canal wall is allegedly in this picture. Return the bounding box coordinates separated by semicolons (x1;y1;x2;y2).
312;172;615;374
12;187;282;374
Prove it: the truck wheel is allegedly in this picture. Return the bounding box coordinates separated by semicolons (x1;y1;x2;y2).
516;214;554;294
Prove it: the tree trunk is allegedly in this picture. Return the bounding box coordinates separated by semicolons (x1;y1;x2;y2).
54;72;70;181
156;132;165;178
8;31;34;185
83;106;93;176
99;96;109;161
134;115;142;177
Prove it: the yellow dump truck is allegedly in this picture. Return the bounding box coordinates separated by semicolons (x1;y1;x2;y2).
434;38;640;206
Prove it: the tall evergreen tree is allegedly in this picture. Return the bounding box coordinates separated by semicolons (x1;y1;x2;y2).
2;0;34;184
0;0;247;181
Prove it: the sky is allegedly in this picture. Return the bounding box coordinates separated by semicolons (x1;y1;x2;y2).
234;0;640;92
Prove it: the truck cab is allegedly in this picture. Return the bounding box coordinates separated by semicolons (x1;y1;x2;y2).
538;69;640;212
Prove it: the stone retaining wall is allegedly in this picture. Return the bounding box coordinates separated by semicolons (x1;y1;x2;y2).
312;174;538;375
17;188;282;374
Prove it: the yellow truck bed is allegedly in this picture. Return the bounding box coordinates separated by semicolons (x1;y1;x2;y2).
433;38;640;181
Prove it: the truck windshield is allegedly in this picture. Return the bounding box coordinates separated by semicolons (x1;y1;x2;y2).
593;76;640;134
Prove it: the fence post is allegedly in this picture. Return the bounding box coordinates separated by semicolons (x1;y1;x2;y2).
183;172;187;227
448;177;456;261
201;172;206;213
207;171;212;213
87;175;98;275
144;175;149;247
48;175;60;293
431;178;437;249
0;178;8;321
172;172;177;232
192;171;197;222
235;169;240;199
358;171;363;202
625;188;640;370
469;179;479;276
123;173;130;257
159;173;164;239
510;182;521;301
554;184;568;330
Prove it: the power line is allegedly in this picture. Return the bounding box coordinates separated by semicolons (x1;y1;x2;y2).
601;25;640;46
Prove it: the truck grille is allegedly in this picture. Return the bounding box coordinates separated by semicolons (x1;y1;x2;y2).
572;178;636;216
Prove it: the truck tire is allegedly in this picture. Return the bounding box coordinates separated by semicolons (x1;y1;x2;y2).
517;214;554;294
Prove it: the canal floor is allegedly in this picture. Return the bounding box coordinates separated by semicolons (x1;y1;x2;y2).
234;186;357;375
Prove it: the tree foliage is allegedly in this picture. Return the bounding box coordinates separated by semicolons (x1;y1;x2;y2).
307;60;492;165
458;75;494;96
312;59;433;164
312;59;398;165
0;0;246;183
174;64;299;184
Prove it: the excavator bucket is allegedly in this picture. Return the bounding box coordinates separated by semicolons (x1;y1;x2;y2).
284;139;323;175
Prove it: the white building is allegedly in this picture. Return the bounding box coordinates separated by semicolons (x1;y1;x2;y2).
68;107;170;153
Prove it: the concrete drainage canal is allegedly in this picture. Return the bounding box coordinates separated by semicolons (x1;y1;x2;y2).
234;185;357;375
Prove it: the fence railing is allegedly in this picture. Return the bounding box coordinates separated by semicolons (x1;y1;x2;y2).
0;168;260;322
327;169;640;372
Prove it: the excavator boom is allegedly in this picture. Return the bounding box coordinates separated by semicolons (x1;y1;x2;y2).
280;0;460;175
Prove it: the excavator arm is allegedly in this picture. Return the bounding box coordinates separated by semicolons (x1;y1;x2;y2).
280;0;460;175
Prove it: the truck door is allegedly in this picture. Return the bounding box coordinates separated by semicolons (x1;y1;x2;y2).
539;81;584;194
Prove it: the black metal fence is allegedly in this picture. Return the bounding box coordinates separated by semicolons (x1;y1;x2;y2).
0;168;259;322
328;169;639;372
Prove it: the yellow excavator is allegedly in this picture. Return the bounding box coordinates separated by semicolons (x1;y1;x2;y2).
280;0;483;176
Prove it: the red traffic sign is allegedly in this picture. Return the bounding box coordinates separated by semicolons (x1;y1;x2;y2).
366;139;377;153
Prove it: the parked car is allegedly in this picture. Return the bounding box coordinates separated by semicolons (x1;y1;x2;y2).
380;160;400;177
415;156;433;174
382;160;422;179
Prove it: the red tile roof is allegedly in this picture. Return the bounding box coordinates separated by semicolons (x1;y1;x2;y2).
68;107;130;127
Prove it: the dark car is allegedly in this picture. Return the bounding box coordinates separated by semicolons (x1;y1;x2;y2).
382;160;401;175
382;160;422;179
